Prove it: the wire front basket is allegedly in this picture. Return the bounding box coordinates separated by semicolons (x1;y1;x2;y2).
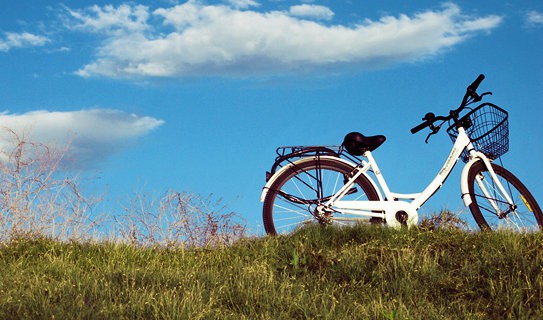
447;103;509;163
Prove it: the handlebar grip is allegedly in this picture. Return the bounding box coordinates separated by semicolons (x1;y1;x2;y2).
411;121;429;134
468;74;485;92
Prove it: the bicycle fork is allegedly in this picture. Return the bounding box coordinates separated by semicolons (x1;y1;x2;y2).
460;154;515;217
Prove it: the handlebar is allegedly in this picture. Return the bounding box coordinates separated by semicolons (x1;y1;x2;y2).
461;74;485;107
410;112;434;134
410;121;430;134
410;74;489;137
468;74;485;93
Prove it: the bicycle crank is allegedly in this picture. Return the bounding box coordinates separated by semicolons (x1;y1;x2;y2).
385;206;419;229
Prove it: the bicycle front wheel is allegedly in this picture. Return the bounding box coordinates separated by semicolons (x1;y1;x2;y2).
467;161;543;231
262;157;380;235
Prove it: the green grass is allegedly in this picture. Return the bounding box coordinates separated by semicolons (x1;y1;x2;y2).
1;225;543;319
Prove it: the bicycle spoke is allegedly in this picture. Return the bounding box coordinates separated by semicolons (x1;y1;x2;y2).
274;214;312;223
290;175;309;203
274;200;309;216
275;220;313;233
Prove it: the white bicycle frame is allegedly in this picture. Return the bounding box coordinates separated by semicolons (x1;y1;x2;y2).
261;127;515;228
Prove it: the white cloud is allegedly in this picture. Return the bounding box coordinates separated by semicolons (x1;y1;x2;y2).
228;0;260;9
0;109;164;168
0;32;50;52
66;2;502;79
526;10;543;27
65;4;150;34
289;4;334;21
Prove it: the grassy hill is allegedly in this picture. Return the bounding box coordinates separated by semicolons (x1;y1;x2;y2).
1;225;542;319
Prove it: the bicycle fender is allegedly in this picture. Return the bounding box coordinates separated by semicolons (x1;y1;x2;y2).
260;156;382;202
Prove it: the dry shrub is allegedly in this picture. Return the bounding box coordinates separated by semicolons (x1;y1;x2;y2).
0;128;100;243
419;209;468;231
115;191;246;247
0;127;246;247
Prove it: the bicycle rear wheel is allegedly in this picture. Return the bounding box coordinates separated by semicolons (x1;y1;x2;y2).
262;157;380;235
467;161;543;231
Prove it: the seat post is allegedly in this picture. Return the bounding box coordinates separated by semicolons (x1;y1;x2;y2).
363;150;392;198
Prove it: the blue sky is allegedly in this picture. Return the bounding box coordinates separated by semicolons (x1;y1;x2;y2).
1;0;542;232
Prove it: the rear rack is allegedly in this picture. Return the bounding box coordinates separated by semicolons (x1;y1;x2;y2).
266;145;363;181
275;145;343;157
266;146;341;181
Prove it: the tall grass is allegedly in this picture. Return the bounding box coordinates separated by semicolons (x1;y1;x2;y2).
115;191;246;247
0;128;99;242
1;225;543;319
0;128;246;246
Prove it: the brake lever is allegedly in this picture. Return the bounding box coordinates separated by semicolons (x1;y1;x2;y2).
424;132;435;144
467;91;492;106
424;124;441;144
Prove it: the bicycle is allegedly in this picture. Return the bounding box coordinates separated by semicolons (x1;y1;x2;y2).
261;74;542;235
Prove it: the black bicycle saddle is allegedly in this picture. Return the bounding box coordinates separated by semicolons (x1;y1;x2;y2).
342;132;386;156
